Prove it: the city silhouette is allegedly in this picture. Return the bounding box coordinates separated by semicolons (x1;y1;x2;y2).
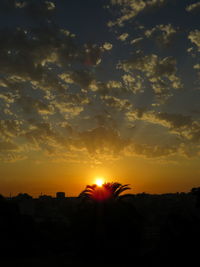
1;185;200;266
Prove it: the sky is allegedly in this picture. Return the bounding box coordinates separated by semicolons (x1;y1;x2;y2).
0;0;200;197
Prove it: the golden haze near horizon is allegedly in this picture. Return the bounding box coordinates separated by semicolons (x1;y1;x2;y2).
1;156;199;197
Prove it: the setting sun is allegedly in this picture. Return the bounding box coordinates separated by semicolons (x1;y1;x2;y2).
95;178;105;187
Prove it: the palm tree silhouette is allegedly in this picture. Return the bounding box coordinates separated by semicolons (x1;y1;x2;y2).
78;182;131;248
76;182;143;263
79;182;130;202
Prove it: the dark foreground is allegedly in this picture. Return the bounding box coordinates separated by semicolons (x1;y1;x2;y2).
1;191;200;267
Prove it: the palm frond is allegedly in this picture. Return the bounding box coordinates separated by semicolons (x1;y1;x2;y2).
114;185;131;197
79;181;131;201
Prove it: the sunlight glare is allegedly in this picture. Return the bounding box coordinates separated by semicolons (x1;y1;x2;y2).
95;177;104;187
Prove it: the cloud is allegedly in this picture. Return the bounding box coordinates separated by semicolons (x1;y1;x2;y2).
89;80;123;95
127;109;192;129
78;126;130;155
101;95;131;111
82;43;103;66
0;23;106;95
186;2;200;13
94;112;117;129
15;1;27;9
127;109;200;143
17;95;54;115
0;152;27;163
59;73;74;84
102;42;113;50
0;120;22;140
108;0;166;27
53;101;84;118
18;120;132;162
194;64;200;70
130;37;143;45
118;33;129;41
107;80;122;89
132;142;178;158
0;92;15;104
0;0;200;164
188;30;200;51
119;53;182;99
68;70;94;89
0;141;19;152
144;24;178;46
0;26;78;87
122;74;144;93
22;121;71;154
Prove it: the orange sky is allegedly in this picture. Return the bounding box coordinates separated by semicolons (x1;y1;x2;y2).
1;155;199;197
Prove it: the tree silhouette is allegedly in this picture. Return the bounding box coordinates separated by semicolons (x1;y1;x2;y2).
77;182;143;264
79;182;131;202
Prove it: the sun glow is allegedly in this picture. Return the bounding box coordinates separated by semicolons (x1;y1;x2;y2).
95;177;105;187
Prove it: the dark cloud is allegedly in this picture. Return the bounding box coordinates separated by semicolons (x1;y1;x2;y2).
0;141;19;152
17;95;54;115
78;126;130;154
127;109;200;145
0;120;22;139
132;142;178;158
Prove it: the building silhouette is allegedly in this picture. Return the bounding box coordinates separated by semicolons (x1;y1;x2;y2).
56;192;65;199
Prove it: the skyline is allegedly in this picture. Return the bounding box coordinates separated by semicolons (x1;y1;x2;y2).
1;0;200;196
1;182;199;198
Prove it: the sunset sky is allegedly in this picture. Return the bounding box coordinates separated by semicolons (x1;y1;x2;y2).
1;0;200;197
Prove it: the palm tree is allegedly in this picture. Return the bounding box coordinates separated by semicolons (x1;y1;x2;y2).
79;182;131;202
76;182;143;262
78;182;131;249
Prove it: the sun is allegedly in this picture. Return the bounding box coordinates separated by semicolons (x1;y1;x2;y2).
95;177;105;187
